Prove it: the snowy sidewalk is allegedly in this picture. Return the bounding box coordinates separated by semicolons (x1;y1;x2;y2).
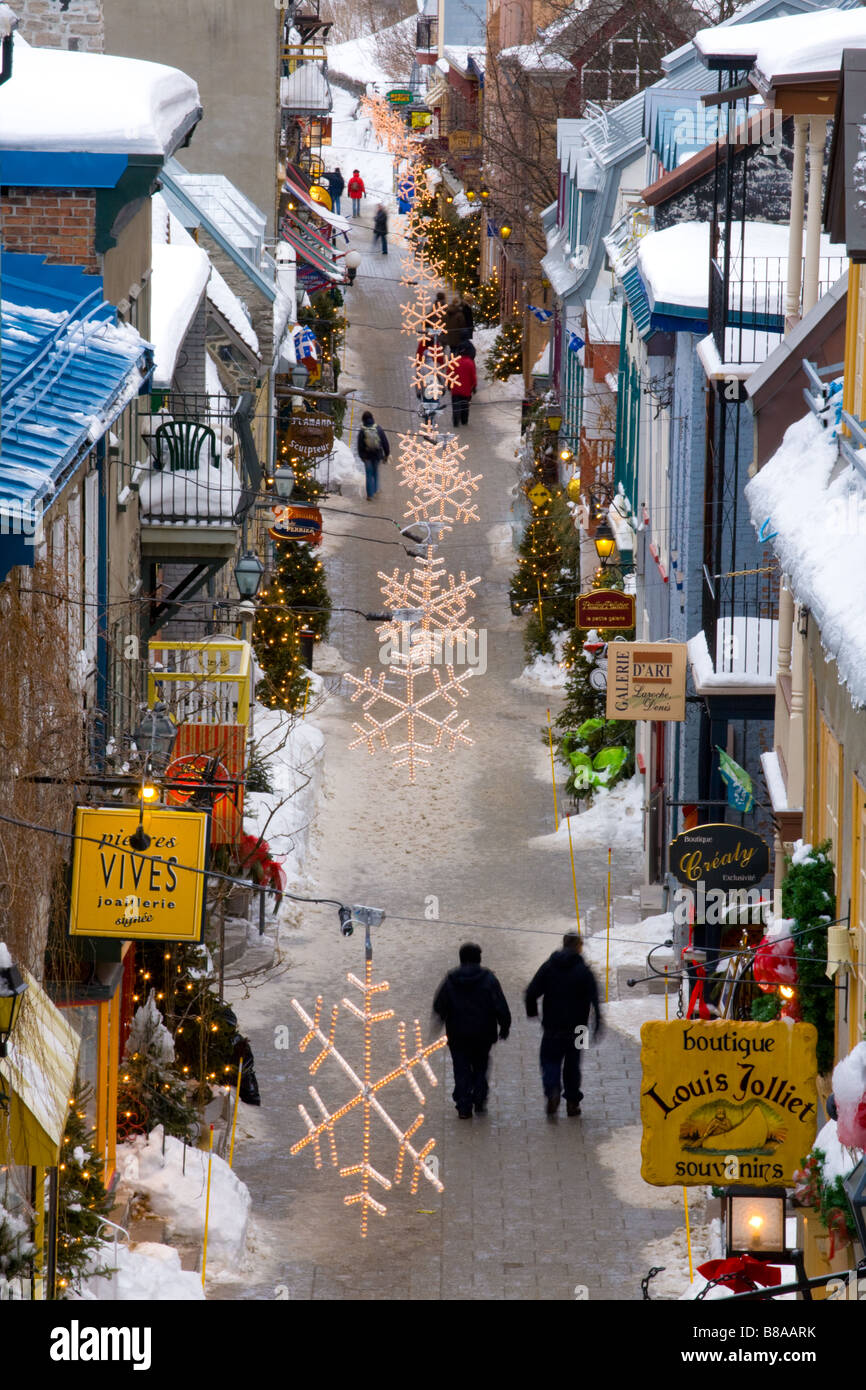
216;97;704;1300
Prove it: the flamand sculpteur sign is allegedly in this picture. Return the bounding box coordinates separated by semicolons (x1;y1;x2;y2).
288;415;334;458
640;1020;818;1187
605;641;687;721
69;806;209;942
669;823;770;891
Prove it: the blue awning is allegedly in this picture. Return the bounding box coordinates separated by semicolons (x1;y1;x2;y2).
1;252;153;579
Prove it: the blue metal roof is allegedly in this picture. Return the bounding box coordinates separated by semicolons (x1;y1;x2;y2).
622;267;653;338
1;253;152;572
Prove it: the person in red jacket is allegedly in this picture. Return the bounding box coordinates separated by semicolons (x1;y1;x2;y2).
449;349;477;427
348;170;365;217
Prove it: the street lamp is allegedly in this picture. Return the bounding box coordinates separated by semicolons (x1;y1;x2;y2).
274;464;295;499
500;225;512;241
594;520;616;562
546;408;562;432
291;361;309;390
0;952;28;1111
725;1188;787;1258
234;550;265;599
133;700;178;774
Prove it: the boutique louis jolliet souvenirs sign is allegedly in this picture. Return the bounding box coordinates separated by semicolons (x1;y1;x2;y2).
640;1020;818;1187
69;806;209;942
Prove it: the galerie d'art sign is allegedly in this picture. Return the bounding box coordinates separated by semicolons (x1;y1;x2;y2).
69;806;209;942
605;641;687;722
640;1020;818;1187
669;823;770;891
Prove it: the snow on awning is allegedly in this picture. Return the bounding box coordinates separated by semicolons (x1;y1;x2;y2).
0;967;81;1167
531;342;551;378
688;623;777;696
284;171;350;233
207;266;259;360
149;242;211;389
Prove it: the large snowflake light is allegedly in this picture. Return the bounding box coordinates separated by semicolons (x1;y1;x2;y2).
377;553;480;659
401;291;445;339
291;956;447;1235
346;652;473;781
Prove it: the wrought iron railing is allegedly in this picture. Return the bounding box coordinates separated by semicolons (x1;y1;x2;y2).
138;394;244;528
709;255;847;365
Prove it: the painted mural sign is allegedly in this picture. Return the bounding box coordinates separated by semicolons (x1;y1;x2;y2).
640;1020;818;1187
605;641;687;721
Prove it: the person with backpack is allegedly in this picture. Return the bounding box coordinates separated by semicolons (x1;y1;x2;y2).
433;943;511;1118
325;166;345;215
356;409;389;499
348;170;365;217
444;296;468;353
525;931;602;1116
449;348;477;427
373;204;389;255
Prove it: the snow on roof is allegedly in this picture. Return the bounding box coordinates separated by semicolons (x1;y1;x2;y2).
694;7;866;80
531;342;551;377
499;41;573;72
585;299;623;343
207;266;259;358
442;46;486;74
0;36;200;156
149;243;210;389
745;406;866;706
0;5;18;39
327;18;414;88
637;221;845;310
281;65;332;113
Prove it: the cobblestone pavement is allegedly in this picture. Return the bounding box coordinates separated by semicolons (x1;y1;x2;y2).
217;214;685;1302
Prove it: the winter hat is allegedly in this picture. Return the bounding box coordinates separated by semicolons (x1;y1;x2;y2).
361;411;374;426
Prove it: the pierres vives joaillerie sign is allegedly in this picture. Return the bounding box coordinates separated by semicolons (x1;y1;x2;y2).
69;806;209;942
640;1020;818;1187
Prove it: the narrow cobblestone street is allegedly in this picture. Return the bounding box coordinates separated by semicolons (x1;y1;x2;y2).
213;213;688;1303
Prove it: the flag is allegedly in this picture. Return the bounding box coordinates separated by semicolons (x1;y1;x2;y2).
716;747;754;814
528;305;553;322
568;332;585;354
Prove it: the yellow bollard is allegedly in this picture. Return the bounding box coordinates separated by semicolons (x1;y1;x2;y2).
302;677;310;720
605;847;612;1002
546;708;558;831
201;1124;214;1289
566;816;581;935
228;1066;243;1170
536;577;545;636
683;1187;694;1284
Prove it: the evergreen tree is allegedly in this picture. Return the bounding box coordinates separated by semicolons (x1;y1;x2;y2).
409;193;480;294
0;1196;34;1290
57;1077;114;1296
253;541;331;711
116;991;197;1141
473;273;501;327
510;487;580;654
553;624;636;799
487;320;523;380
131;940;237;1103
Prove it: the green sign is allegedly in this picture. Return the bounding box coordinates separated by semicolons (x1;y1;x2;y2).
387;89;413;104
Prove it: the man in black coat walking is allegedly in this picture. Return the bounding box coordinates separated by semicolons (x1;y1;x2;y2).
433;943;511;1118
525;932;601;1117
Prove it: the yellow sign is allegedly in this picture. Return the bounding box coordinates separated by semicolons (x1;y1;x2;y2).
640;1020;818;1187
69;806;209;942
605;640;687;721
528;483;551;507
448;130;482;151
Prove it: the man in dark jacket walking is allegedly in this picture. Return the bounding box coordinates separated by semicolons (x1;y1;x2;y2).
356;409;390;499
325;166;345;215
525;932;601;1116
373;204;388;255
433;943;511;1118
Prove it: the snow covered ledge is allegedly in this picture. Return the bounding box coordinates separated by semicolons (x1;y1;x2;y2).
688;627;777;698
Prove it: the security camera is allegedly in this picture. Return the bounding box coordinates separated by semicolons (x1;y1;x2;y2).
339;907;354;937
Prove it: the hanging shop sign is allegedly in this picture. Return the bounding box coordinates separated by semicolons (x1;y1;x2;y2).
288;415;334;459
448;130;482;152
387;89;413;104
411;111;432;129
170;726;245;846
69;806;209;942
270;502;323;545
527;483;551;506
605;641;687;721
669;823;770;891
640;1019;818;1187
576;591;635;631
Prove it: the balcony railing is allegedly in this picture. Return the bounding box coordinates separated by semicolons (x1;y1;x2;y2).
138;401;242;530
709;254;847;365
148;640;252;727
706;563;779;683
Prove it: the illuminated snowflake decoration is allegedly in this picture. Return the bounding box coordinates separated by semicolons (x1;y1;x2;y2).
377;553;480;660
346;652;473;781
401;249;443;291
411;349;454;401
401;292;445;339
291;959;447;1236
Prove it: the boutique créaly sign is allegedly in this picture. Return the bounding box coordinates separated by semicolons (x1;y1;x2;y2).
669;823;770;890
69;806;209;942
640;1020;818;1187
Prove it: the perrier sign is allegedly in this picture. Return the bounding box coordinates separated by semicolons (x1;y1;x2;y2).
640;1020;818;1187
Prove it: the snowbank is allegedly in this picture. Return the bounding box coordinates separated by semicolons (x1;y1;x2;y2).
514;631;569;690
77;1241;204;1301
314;437;366;498
530;773;644;851
116;1128;250;1272
245;705;326;884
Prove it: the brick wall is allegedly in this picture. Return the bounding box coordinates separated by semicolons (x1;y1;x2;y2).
1;189;100;274
13;0;104;52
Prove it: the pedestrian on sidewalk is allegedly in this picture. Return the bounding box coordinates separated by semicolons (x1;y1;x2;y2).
459;290;475;338
444;295;467;353
357;409;389;500
325;166;345;215
449;348;477;427
433;943;511;1118
457;337;476;361
373;204;389;255
525;931;602;1117
348;170;365;217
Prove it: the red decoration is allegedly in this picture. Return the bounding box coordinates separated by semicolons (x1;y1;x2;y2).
753;933;798;991
697;1256;782;1293
235;833;286;906
165;753;231;807
686;964;713;1020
